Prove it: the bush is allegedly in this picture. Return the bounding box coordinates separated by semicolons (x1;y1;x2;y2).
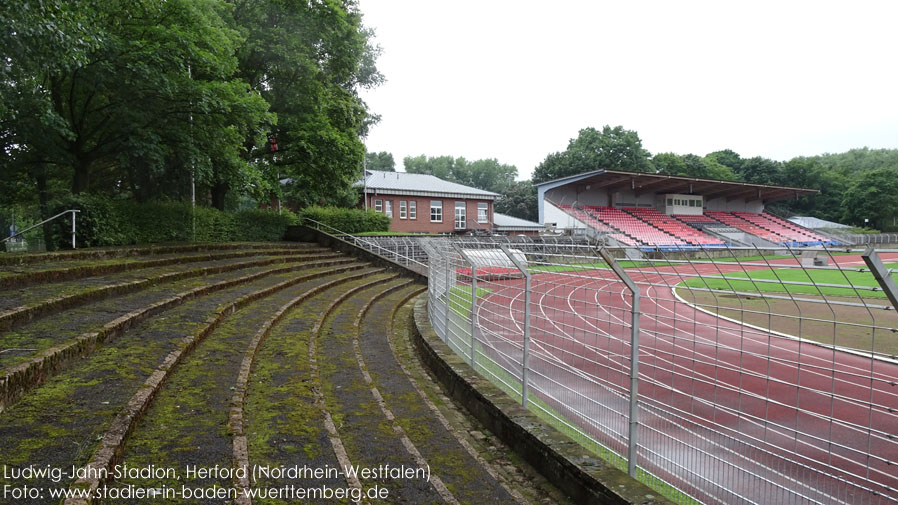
298;206;390;234
48;196;297;248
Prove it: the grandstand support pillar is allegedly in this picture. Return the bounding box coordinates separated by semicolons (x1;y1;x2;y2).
596;246;641;478
455;246;478;368
862;246;898;311
500;245;532;408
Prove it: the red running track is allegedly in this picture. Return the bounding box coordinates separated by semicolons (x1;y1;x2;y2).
472;253;898;505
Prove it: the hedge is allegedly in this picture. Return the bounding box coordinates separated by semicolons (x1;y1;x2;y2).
298;206;390;234
48;196;298;248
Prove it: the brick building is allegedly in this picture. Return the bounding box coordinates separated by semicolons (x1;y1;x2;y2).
357;170;499;234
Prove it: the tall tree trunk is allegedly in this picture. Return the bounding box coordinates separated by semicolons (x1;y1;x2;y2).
211;182;228;211
72;162;90;194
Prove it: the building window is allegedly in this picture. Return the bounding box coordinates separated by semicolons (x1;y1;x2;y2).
430;200;442;222
689;199;696;207
477;202;488;223
399;201;407;219
667;198;673;206
385;200;392;218
455;201;466;229
409;201;416;219
374;199;382;212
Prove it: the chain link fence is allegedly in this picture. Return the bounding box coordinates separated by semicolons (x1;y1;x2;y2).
421;238;898;505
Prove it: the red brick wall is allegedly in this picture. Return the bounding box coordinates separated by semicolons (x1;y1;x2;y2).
363;195;493;234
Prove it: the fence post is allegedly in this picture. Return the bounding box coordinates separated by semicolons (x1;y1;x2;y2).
862;245;898;310
455;246;479;368
596;246;640;478
499;245;531;407
444;254;451;341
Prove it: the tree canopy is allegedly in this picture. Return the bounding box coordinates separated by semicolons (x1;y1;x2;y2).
1;0;381;218
532;125;652;184
365;151;395;171
402;155;517;194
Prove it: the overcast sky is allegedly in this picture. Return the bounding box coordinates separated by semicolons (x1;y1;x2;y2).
357;0;898;180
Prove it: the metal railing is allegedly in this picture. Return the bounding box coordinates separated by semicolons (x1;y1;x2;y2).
2;210;81;250
825;231;898;246
302;218;429;275
424;239;898;505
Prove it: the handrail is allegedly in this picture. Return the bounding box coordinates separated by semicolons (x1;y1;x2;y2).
2;209;81;249
302;217;428;270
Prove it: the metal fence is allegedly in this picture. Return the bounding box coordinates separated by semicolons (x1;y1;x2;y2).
823;232;898;246
422;238;898;505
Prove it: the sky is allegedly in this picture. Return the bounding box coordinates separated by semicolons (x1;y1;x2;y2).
356;0;898;181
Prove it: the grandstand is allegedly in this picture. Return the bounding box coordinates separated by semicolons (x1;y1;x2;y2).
537;169;839;250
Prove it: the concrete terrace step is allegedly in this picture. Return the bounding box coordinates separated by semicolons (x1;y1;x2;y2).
82;270;395;503
0;251;341;330
0;258;365;413
0;241;316;267
0;240;578;505
355;286;521;504
0;264;384;504
0;245;331;291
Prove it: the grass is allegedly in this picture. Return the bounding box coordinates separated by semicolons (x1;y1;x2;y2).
714;251;855;262
448;285;492;316
528;260;674;274
680;262;898;298
442;310;700;505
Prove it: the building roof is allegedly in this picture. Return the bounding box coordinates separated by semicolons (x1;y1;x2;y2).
536;169;819;202
788;216;850;229
357;170;500;200
493;213;543;231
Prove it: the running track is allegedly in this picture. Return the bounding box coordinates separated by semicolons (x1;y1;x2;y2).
471;253;898;505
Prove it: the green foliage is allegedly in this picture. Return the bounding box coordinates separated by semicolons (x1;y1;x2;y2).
532;125;652;184
840;167;898;229
2;0;381;220
299;206;389;234
365;151;396;172
403;155;517;194
735;156;783;185
495;181;538;222
47;196;296;248
235;0;382;208
652;153;739;180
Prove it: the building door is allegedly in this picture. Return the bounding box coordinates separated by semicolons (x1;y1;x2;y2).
455;201;466;230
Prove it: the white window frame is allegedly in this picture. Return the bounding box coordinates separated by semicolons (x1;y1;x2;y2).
385;200;392;218
455;201;466;230
399;200;407;219
430;200;442;222
477;202;488;223
409;201;417;220
374;199;382;213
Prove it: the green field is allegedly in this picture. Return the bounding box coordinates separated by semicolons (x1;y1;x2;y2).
448;285;493;315
680;262;898;298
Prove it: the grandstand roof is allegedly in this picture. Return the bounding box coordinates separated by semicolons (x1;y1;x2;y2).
536;169;818;202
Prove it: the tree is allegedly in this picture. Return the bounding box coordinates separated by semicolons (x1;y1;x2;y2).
232;0;383;208
495;181;538;222
652;152;739;180
706;149;744;174
1;0;272;221
734;156;782;185
652;153;687;176
841;167;898;229
402;155;517;194
532;125;652;184
365;151;395;171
